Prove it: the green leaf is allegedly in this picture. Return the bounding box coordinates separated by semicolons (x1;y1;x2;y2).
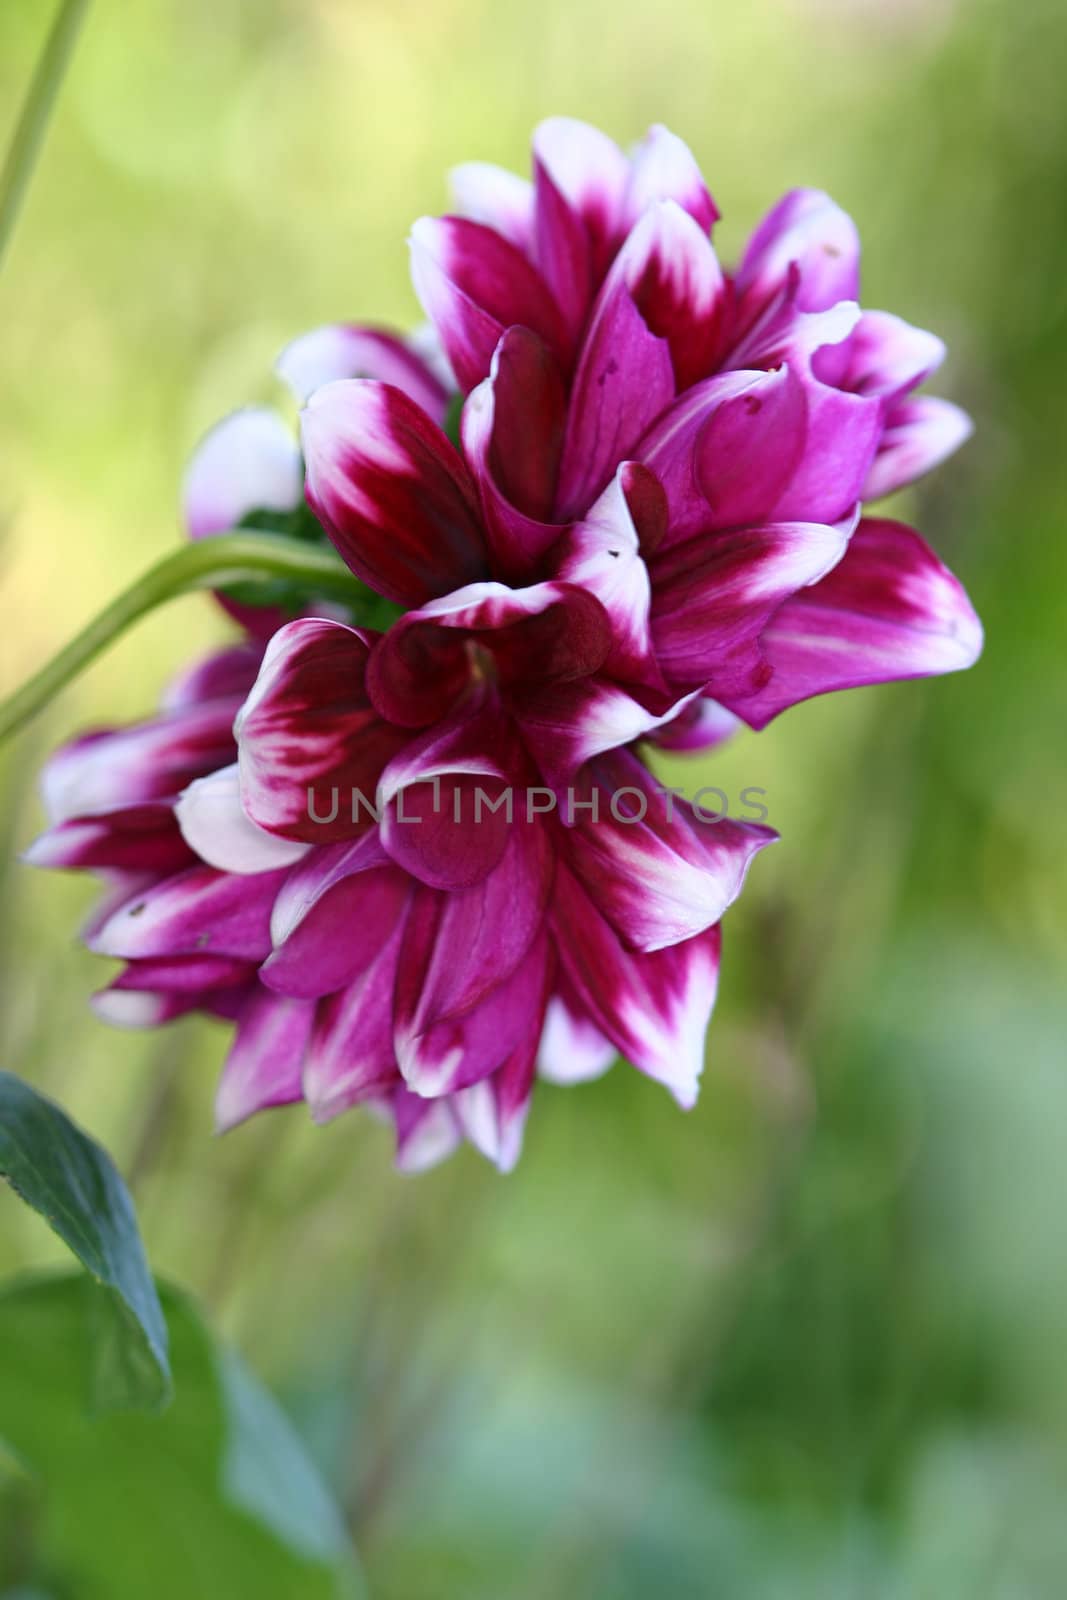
0;1273;363;1599
0;1072;169;1411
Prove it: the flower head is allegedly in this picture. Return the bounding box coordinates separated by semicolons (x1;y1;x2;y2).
24;118;983;1172
28;631;772;1171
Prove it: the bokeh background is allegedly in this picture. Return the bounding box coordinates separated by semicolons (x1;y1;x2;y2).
2;0;1066;1593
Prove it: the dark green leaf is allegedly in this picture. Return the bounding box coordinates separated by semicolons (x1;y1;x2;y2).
0;1273;363;1599
0;1073;169;1411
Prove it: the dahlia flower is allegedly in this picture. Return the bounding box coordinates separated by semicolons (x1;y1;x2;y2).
27;625;772;1170
392;118;981;745
21;118;983;1174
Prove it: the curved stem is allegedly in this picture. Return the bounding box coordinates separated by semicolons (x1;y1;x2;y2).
0;0;91;272
0;532;359;743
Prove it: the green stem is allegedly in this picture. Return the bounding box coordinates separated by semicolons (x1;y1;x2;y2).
0;0;91;272
0;532;360;743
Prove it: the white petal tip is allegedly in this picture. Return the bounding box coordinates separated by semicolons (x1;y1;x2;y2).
90;990;166;1029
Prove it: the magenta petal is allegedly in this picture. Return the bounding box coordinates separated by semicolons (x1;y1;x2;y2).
367;580;612;729
534;154;595;339
514;676;696;790
812;309;945;403
449;161;536;252
107;954;255;994
765;373;883;524
722;518;984;727
262;857;409;1000
554;867;722;1108
236;619;409;844
214;989;315;1132
691;361;882;529
24;803;193;875
91;984;213;1030
395;924;551;1098
90;865;287;962
692;364;808;528
267;830;392;947
451;1021;542;1172
277;324;450;422
377;703;519;890
555;464;663;689
461;328;566;580
388;1088;462;1173
301;378;486;603
40;703;240;824
563;750;775;952
736;188;860;318
644;696;744;753
636;370;769;540
176;764;310;875
864;396;973;500
391;818;553;1036
302;922;406;1122
729;284;860;373
410;215;569;392
537;985;616;1084
160;643;264;713
532;117;631;278
650;519;848;695
621;124;719;235
183;407;302;541
556;278;675;519
614;200;727;390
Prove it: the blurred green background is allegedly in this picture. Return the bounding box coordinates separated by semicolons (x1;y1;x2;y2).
2;0;1065;1593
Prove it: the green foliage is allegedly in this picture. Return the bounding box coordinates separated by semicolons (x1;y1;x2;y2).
0;1273;362;1599
0;1072;169;1412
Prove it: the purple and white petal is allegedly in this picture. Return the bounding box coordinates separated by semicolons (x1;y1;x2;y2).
410;215;569;392
23;799;192;874
449;160;536;252
367;579;611;729
183;407;302;539
555;277;675;519
302;924;406;1121
301;378;486;604
621;124;719;235
215;989;316;1132
554;868;722;1108
537;987;617;1084
390;1088;462;1173
532;117;631;276
461;328;566;580
813;309;945;402
90;865;287;962
394;924;551;1098
612;199;727;389
277;324;449;422
650;519;848;695
555;464;664;689
391;819;553;1039
39;703;240;824
377;702;521;890
864;396;973;500
177;764;310;875
451;1022;542;1173
514;676;698;790
262;852;409;1000
236;619;409;843
721;518;984;727
735;188;860;318
563;749;775;952
644;696;744;753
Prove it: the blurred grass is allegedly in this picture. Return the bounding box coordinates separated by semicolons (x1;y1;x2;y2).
2;0;1067;1593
